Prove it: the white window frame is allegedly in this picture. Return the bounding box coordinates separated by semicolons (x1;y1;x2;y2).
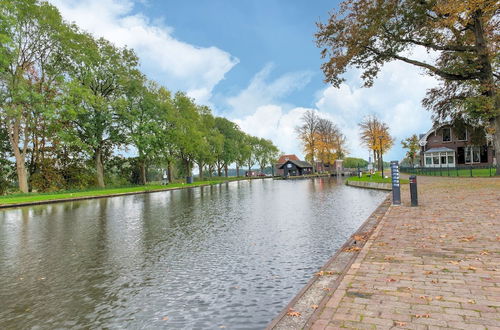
424;151;455;167
465;146;481;164
442;127;452;142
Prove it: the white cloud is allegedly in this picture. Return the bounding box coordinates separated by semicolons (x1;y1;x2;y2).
50;0;239;105
226;63;313;116
234;106;314;157
233;52;438;161
314;59;437;161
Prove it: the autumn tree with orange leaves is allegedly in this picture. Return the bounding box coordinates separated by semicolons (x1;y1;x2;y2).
358;116;394;172
317;0;499;174
296;110;347;169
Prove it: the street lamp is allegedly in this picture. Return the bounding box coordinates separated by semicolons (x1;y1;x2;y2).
379;135;384;178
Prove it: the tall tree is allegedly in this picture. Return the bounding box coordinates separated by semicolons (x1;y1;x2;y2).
214;117;239;177
121;79;172;185
62;36;140;187
296;110;319;167
0;0;71;192
234;132;251;177
315;118;346;166
171;92;202;181
254;138;280;173
316;0;499;174
359;116;394;171
401;134;420;167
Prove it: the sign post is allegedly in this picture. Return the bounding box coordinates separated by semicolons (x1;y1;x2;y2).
390;161;401;205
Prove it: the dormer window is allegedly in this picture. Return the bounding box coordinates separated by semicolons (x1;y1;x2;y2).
456;129;467;141
442;127;451;142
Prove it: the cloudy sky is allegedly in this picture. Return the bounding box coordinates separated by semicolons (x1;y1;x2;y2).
50;0;438;162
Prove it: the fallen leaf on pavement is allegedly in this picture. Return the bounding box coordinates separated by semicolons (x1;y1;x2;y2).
286;309;301;317
343;246;361;252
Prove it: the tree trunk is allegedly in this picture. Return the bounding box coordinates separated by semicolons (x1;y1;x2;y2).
185;159;191;176
14;151;28;193
236;165;240;177
208;165;213;178
198;162;204;181
139;157;147;185
95;148;105;188
217;165;222;177
167;161;173;183
8;120;29;193
492;116;500;175
224;165;228;177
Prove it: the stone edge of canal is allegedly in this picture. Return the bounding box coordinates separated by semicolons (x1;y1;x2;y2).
267;194;392;330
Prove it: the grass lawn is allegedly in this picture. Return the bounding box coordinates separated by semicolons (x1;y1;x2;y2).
401;167;496;177
0;176;254;206
347;172;409;184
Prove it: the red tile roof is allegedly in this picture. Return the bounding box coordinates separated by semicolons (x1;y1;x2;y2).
277;154;300;164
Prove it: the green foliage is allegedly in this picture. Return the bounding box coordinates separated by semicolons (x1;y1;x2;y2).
316;0;499;174
343;157;368;168
401;134;420;166
0;0;282;194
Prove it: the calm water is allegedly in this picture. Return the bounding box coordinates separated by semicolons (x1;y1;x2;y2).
0;178;386;329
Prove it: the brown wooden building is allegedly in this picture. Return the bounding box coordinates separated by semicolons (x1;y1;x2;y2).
277;159;313;177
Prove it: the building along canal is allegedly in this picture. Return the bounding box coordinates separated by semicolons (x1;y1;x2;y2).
0;178;387;329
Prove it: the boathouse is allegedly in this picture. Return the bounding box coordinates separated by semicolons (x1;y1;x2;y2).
278;159;313;177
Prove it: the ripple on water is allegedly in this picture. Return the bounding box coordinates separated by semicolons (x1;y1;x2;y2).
0;178;387;329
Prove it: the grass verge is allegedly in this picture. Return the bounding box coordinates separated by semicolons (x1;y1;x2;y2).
0;177;255;206
347;173;409;184
401;167;495;177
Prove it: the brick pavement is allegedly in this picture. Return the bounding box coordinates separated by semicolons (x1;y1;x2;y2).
309;176;500;330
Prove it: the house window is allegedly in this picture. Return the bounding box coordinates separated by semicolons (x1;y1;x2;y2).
425;156;432;165
456;129;467;141
442;127;451;142
465;146;481;164
440;153;447;165
480;146;488;163
433;155;439;165
457;147;465;164
447;155;454;164
472;147;480;163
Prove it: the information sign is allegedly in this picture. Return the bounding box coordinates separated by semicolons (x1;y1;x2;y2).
390;160;401;205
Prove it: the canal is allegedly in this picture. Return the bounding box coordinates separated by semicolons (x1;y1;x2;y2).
0;178;387;329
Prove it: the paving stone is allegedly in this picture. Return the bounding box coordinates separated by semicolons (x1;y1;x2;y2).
306;176;500;329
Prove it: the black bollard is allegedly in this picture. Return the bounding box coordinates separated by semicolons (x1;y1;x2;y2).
409;175;418;206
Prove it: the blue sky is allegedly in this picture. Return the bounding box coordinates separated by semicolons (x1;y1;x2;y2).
51;0;438;162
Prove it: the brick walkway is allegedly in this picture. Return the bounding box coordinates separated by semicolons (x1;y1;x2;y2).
309;176;500;330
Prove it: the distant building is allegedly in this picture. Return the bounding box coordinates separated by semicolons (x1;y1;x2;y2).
418;123;494;167
275;154;301;176
277;159;313;177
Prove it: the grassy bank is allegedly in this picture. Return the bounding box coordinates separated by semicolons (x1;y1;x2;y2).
347;173;409;184
0;176;255;206
401;167;496;177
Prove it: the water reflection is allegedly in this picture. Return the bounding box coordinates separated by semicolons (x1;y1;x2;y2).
0;178;386;329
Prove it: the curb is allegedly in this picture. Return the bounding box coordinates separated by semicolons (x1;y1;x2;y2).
346;180;392;191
